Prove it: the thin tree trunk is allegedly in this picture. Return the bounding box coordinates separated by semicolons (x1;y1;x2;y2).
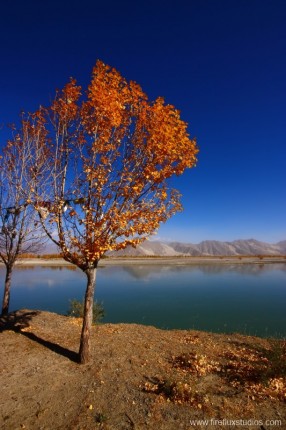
2;264;13;316
79;265;97;364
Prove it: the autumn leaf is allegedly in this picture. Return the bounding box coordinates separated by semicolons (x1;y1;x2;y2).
20;60;198;363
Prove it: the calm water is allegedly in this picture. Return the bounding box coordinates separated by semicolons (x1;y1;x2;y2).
1;263;286;338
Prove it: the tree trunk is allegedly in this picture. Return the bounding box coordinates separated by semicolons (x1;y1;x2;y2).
2;264;13;316
79;265;97;364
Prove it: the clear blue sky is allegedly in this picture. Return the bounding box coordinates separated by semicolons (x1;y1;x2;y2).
0;0;285;243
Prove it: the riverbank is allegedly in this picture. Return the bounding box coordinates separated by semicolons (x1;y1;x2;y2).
3;255;286;267
0;310;285;429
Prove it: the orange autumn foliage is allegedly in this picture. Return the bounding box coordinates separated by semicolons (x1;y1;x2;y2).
23;60;198;270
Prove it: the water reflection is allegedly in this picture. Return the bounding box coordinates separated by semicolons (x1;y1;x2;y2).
118;263;286;279
1;263;285;338
10;262;286;278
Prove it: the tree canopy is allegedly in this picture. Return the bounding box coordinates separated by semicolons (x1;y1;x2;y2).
24;60;198;270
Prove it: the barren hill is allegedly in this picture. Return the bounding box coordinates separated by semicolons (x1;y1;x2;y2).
109;239;286;257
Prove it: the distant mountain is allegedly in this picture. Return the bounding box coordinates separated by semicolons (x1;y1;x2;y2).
276;240;286;253
109;240;181;257
109;239;286;257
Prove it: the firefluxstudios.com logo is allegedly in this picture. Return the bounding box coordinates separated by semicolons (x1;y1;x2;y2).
189;418;282;427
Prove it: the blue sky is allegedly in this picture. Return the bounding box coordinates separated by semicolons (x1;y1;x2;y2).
0;0;285;244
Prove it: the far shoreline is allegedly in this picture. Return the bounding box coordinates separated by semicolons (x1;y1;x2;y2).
1;255;285;267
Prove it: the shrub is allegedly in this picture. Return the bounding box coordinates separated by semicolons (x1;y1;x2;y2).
67;299;105;324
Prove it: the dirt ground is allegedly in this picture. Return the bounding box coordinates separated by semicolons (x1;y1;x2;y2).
0;310;285;430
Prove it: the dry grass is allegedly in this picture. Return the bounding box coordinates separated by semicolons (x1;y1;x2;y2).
0;310;285;429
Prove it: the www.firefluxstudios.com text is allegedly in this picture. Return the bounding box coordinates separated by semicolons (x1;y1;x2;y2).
189;418;282;427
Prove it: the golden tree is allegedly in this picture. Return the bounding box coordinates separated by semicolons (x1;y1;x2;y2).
26;61;198;363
